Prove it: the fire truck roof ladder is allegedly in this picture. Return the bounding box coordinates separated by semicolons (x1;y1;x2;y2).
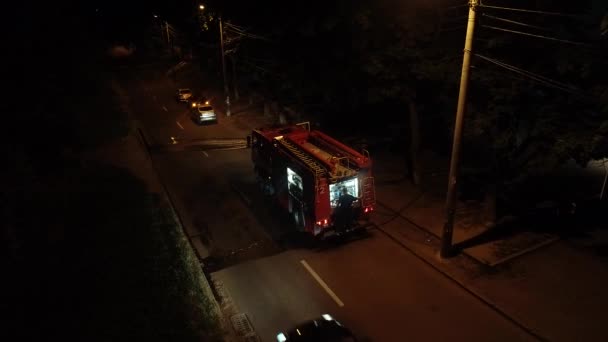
275;136;327;179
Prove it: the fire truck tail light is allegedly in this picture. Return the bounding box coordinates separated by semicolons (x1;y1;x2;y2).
316;219;329;227
364;207;374;213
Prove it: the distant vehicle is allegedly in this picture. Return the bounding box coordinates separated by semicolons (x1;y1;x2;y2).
191;102;217;125
176;88;193;102
276;314;357;342
188;96;209;108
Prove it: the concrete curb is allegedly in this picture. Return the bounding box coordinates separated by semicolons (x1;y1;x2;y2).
376;200;560;267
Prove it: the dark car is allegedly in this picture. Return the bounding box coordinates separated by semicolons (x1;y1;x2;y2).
176;88;193;102
188;95;209;109
276;314;357;342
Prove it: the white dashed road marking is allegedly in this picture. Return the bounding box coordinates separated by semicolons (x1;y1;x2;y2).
301;260;344;307
176;121;184;130
202;151;209;157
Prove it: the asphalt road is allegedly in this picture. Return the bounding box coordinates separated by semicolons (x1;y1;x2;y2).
123;65;536;342
214;234;534;342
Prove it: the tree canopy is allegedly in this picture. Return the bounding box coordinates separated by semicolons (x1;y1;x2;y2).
216;0;608;187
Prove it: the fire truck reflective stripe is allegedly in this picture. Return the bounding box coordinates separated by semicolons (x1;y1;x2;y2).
300;260;344;307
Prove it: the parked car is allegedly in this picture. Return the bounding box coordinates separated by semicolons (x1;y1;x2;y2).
176;88;193;102
276;314;357;342
191;102;217;125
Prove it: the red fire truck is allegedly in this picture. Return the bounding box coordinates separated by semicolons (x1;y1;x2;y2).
250;122;375;238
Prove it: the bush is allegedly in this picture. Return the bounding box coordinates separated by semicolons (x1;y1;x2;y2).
4;160;222;341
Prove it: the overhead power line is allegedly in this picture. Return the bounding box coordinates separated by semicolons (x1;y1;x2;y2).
476;53;574;90
224;22;271;41
481;13;550;31
241;58;279;75
224;22;247;31
481;25;591;46
442;4;468;11
479;4;584;18
474;53;592;99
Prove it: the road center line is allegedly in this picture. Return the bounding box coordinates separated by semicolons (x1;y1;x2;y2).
300;260;344;307
176;121;184;130
163;106;169;112
202;151;209;157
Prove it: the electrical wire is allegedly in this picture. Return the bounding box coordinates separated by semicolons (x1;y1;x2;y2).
481;13;550;31
475;53;593;99
442;4;468;11
472;63;532;85
224;22;247;31
225;22;271;40
476;53;576;91
241;58;276;74
479;4;585;18
224;23;247;34
481;25;591;46
224;25;271;41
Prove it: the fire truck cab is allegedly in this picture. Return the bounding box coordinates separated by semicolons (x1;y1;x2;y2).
251;122;375;238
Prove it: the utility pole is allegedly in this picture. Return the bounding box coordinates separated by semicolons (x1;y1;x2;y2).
219;16;230;116
231;55;239;101
441;0;479;258
165;21;171;50
600;159;607;200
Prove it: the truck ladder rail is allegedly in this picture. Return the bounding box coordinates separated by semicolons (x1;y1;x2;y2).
276;137;326;178
309;131;371;168
361;176;376;207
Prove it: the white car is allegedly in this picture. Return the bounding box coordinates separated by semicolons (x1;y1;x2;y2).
191;103;217;125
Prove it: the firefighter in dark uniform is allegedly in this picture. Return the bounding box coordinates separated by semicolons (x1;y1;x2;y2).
333;186;357;232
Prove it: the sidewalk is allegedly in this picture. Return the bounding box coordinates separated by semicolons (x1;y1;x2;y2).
371;149;560;266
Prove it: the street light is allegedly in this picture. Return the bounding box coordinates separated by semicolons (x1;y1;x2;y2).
199;4;205;10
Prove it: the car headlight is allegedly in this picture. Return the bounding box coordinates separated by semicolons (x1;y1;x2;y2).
276;332;287;342
322;314;333;321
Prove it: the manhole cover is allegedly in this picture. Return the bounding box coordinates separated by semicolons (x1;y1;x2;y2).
231;313;254;336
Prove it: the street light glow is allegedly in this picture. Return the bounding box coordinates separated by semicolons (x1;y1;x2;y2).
199;4;205;10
